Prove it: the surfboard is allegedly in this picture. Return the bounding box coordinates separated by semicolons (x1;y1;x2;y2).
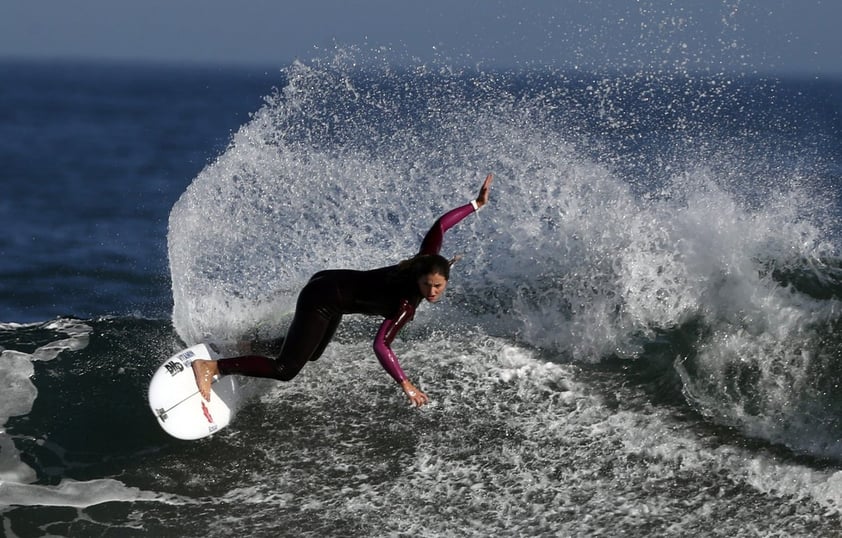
148;342;243;440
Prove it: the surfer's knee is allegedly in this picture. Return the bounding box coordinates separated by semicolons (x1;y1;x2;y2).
276;366;297;382
274;359;304;382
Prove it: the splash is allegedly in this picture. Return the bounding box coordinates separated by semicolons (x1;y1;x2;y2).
167;51;841;458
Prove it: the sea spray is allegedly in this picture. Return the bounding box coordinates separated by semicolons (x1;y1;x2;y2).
168;54;842;460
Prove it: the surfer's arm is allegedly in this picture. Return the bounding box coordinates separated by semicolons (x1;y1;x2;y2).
418;174;493;255
374;301;429;407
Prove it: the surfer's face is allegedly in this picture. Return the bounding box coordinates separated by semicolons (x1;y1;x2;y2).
418;272;448;302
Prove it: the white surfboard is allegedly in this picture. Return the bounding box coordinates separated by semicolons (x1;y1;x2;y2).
148;343;243;440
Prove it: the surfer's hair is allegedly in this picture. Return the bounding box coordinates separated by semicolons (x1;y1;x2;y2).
398;254;452;280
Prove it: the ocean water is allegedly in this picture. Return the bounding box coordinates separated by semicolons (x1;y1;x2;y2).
2;53;842;537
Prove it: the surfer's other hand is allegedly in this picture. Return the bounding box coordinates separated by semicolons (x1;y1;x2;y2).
401;379;429;407
475;173;493;209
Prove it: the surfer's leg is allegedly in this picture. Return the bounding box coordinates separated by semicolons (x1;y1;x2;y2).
271;308;341;379
214;277;342;382
193;345;294;399
216;354;281;378
267;274;345;377
308;314;340;361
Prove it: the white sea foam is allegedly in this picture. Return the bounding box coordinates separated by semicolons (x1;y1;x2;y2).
180;332;842;536
0;320;94;499
0;478;161;508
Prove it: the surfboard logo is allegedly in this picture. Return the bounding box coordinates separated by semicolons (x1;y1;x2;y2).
200;401;215;424
163;360;184;376
176;350;196;363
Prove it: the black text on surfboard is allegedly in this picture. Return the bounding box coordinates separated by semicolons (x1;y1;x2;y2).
164;360;184;376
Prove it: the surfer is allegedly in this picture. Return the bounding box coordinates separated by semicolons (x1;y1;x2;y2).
192;174;493;407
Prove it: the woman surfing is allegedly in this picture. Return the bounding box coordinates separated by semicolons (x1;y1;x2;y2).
192;173;493;407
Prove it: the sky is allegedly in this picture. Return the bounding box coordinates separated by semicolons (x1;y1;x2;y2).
1;0;841;76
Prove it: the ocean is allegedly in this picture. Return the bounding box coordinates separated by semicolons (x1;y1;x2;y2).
2;55;842;536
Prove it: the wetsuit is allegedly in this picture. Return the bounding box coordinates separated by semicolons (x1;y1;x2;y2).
216;201;479;384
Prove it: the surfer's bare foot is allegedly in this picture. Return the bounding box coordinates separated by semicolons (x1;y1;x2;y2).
192;359;219;401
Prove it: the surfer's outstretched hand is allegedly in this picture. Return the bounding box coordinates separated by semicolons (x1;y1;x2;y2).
401;379;429;407
475;173;493;209
192;359;219;401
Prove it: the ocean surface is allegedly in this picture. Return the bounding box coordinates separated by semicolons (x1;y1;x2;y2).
2;54;842;536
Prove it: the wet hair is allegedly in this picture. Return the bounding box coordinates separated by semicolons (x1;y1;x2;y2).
398;254;451;281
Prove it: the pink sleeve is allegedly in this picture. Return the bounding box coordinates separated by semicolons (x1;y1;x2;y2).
374;203;476;382
373;300;415;383
418;202;477;255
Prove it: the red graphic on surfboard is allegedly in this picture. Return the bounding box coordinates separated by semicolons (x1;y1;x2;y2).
201;401;215;424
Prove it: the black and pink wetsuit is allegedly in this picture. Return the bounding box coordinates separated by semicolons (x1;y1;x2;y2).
215;201;479;384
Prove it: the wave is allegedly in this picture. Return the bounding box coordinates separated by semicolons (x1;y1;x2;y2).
166;54;842;461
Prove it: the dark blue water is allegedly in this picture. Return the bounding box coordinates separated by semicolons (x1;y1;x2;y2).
1;61;274;322
3;57;842;537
